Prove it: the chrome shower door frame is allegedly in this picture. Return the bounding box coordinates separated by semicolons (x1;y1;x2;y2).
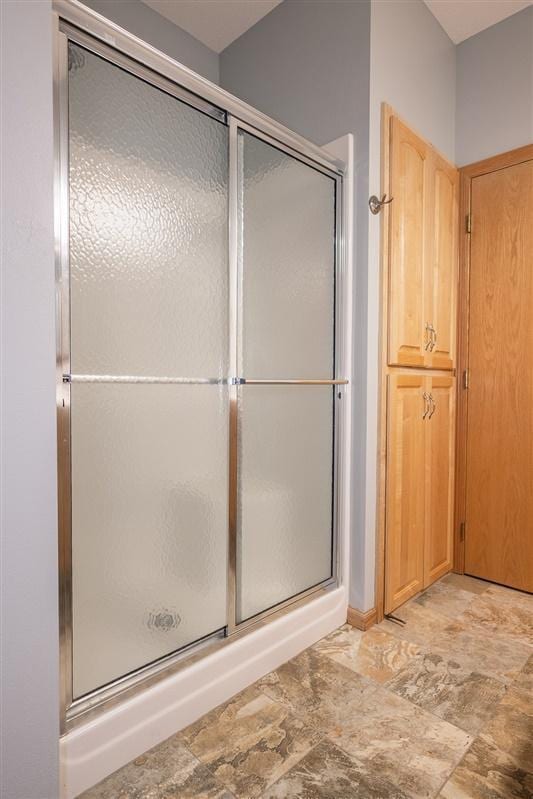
53;0;348;733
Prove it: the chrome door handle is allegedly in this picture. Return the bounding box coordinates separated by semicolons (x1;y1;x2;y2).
422;392;430;419
428;393;436;418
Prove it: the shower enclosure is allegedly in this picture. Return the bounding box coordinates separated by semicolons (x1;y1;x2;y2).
55;11;346;731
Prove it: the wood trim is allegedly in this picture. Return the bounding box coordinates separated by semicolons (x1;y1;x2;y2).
454;171;471;574
460;143;533;180
346;606;378;631
454;144;533;576
375;102;393;624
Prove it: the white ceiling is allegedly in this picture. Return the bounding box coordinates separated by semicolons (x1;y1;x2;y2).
143;0;283;53
423;0;533;44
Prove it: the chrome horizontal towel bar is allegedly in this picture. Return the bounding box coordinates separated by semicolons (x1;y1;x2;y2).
241;379;349;386
63;375;349;386
64;374;228;385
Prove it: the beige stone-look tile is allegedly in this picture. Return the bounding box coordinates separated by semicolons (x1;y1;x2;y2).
441;573;491;595
313;624;423;684
258;648;376;722
326;685;472;799
457;588;533;647
440;736;533;799
487;584;533;611
180;685;321;798
80;736;234;799
483;687;533;772
414;581;476;619
378;600;453;648
427;620;531;685
387;651;506;734
262;739;410;799
516;653;533;693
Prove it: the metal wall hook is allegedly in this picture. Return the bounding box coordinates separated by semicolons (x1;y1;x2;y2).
369;193;394;215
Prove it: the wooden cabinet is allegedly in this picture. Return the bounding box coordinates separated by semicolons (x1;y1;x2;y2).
385;373;455;614
381;108;459;618
388;117;458;370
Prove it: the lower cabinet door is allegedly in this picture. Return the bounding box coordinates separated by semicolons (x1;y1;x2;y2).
385;373;426;613
424;376;455;587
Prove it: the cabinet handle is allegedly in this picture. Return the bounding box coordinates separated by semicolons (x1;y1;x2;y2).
424;323;432;351
426;324;436;352
428;393;436;418
422;392;430;419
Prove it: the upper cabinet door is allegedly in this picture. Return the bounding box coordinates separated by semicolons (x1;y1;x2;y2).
388;116;428;367
425;152;459;370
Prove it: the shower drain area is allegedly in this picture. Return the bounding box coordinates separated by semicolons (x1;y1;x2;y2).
146;609;181;632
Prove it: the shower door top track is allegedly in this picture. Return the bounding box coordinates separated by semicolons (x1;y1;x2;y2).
53;0;347;733
53;0;345;177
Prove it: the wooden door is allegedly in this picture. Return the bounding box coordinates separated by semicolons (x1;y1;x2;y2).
385;373;426;612
425;152;458;370
388;117;428;367
424;376;455;587
465;158;533;592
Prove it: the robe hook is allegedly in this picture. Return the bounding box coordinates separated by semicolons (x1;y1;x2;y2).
368;194;394;215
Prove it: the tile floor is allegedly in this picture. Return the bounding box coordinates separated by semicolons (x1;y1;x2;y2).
81;574;533;798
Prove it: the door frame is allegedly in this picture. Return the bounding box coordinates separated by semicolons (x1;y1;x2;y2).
454;143;533;573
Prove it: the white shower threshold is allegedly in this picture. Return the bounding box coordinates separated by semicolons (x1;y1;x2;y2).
60;585;348;798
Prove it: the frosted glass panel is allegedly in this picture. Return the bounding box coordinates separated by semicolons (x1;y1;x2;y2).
237;386;334;623
68;44;228;378
240;132;336;378
71;383;228;698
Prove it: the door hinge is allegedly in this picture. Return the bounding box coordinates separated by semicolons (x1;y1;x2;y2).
466;213;472;234
462;369;469;389
460;521;466;542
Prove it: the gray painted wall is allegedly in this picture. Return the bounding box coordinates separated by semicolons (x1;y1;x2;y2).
1;2;60;797
220;0;371;613
456;5;533;166
82;0;220;83
370;0;456;163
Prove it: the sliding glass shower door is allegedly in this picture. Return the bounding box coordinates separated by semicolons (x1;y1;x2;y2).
68;43;230;698
61;34;342;716
235;130;337;623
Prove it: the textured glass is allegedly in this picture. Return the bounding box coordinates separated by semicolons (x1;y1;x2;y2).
236;386;334;623
240;132;336;379
68;44;228;378
71;383;228;698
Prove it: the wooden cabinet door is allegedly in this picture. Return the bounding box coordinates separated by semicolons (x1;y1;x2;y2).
388;117;428;368
425;152;458;370
424;376;455;587
385;373;426;613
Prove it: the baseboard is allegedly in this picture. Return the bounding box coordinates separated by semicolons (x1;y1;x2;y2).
346;605;377;631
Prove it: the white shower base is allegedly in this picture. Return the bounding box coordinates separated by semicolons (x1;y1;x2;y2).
60;585;347;798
